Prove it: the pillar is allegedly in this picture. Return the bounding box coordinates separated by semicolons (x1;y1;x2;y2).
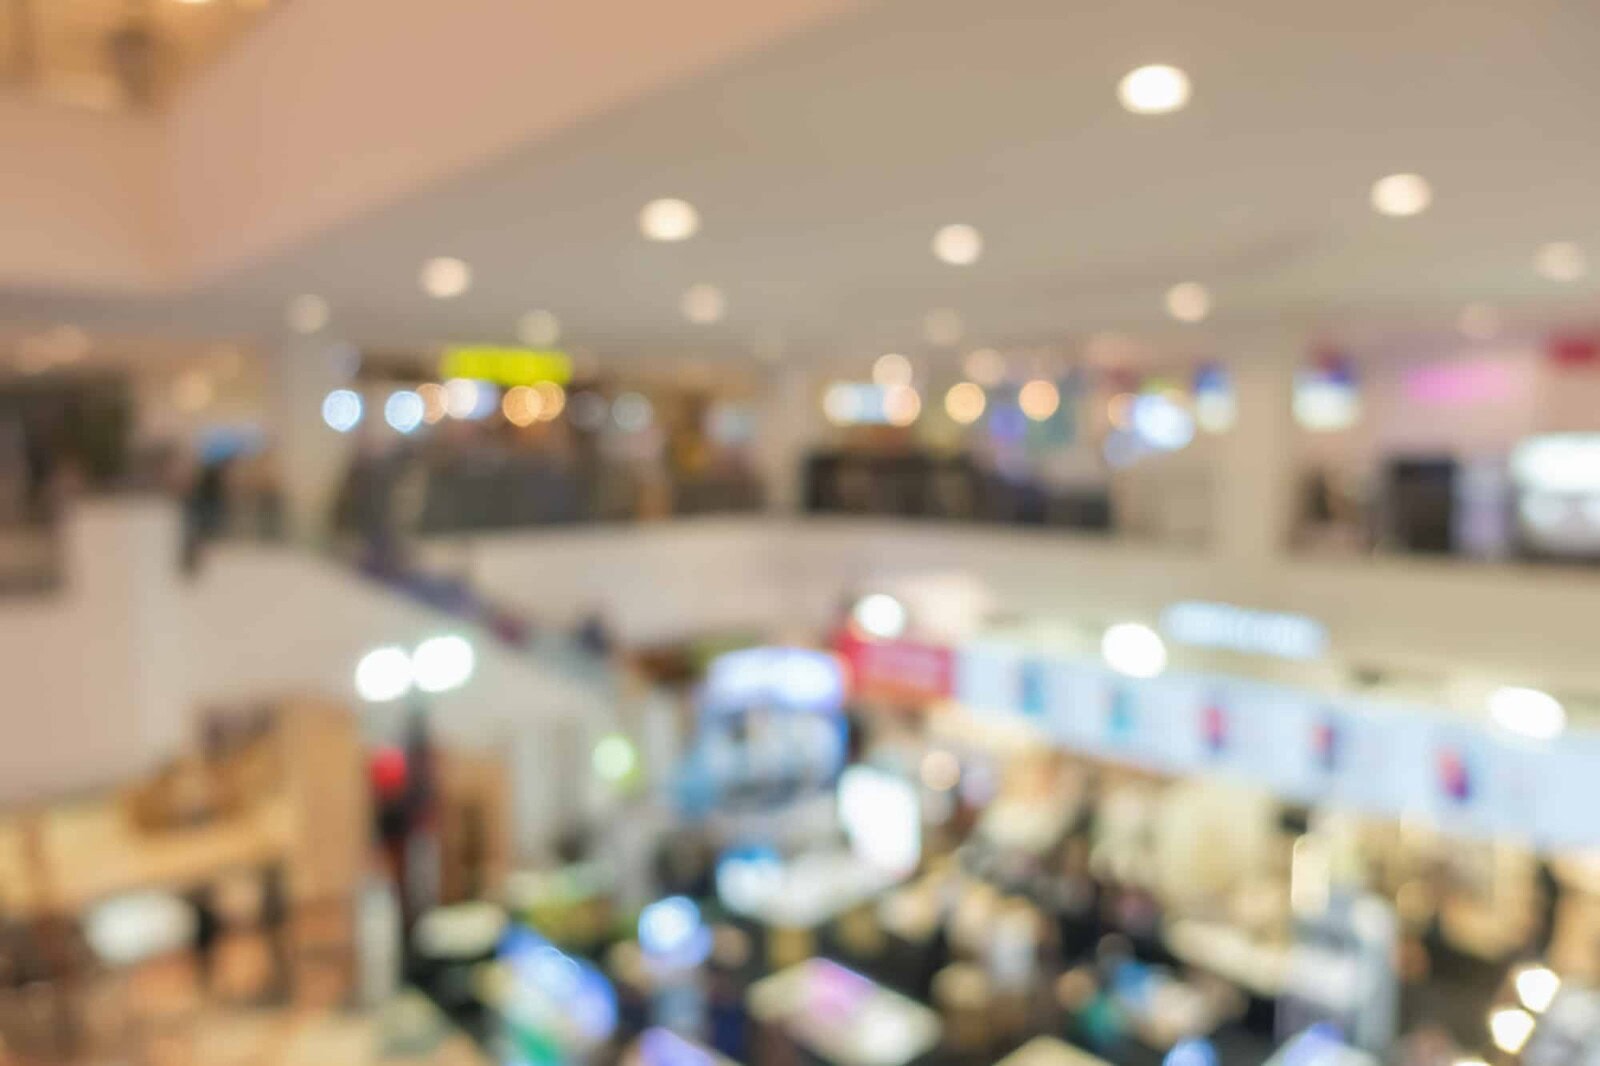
270;339;359;544
1213;343;1300;565
755;361;819;514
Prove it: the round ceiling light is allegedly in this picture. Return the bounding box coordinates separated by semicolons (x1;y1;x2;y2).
872;352;913;388
639;198;700;242
944;382;987;425
932;224;983;266
420;257;472;299
1165;282;1211;323
322;389;363;432
286;294;330;334
883;385;922;426
1102;622;1168;678
1117;64;1191;115
681;283;726;324
1019;378;1060;421
1370;173;1432;217
963;347;1006;386
1535;242;1587;282
516;310;561;347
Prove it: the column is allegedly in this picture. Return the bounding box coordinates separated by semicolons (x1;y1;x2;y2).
754;361;820;514
1213;341;1300;566
270;339;360;544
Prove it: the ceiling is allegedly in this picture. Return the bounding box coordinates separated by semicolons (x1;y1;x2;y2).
4;0;1600;365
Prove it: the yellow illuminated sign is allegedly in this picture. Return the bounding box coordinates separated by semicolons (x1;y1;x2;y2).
439;346;572;386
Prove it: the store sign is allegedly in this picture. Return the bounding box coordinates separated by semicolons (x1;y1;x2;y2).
703;646;844;715
439;346;572;386
1160;600;1328;661
834;632;953;706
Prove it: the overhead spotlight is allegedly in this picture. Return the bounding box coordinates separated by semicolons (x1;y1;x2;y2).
1514;964;1561;1014
355;646;413;703
1488;1007;1535;1055
420;257;472;298
417;382;448;424
1535;242;1587;282
963;347;1006;386
884;385;922;426
384;390;425;433
413;635;475;694
321;389;363;432
872;352;913;387
639;198;700;242
681;283;726;324
517;310;561;347
944;382;987;425
1165;282;1211;323
1488;686;1566;741
286;294;330;334
851;593;908;641
933;224;982;266
502;385;543;427
1102;622;1167;678
1019;378;1060;421
1370;173;1432;217
1118;64;1191;114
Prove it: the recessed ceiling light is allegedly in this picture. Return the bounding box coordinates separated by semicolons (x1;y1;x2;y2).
1535;242;1587;282
421;257;471;298
932;224;982;266
681;283;726;324
1117;64;1191;115
286;294;330;334
923;308;964;347
872;353;913;387
639;198;700;242
1458;303;1499;340
1371;173;1432;217
517;310;561;347
1165;282;1211;323
1019;379;1060;421
963;348;1006;386
945;382;987;425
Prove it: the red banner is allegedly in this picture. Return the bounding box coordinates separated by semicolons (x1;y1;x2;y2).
834;631;954;707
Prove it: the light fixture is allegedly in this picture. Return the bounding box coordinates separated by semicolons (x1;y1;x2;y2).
413;635;475;694
923;308;964;347
1488;686;1566;741
932;224;983;266
823;383;860;426
592;733;639;784
1019;378;1060;421
851;593;908;641
1514;964;1561;1013
1488;1007;1536;1055
517;310;561;347
1165;282;1211;323
384;390;425;434
883;384;922;426
945;382;987;425
1458;303;1500;341
1535;242;1587;282
613;392;654;432
420;257;472;299
444;377;482;419
637;896;708;965
872;352;913;387
417;382;448;424
1102;622;1167;678
321;389;363;433
1118;64;1191;115
1370;173;1432;217
286;294;330;334
1131;393;1195;450
639;198;700;242
681;283;726;324
534;381;566;421
355;646;414;703
963;348;1006;386
502;385;543;427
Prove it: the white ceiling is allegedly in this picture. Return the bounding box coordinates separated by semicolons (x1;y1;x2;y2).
5;0;1600;364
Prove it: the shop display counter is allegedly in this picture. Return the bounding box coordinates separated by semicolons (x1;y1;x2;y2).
748;958;941;1066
